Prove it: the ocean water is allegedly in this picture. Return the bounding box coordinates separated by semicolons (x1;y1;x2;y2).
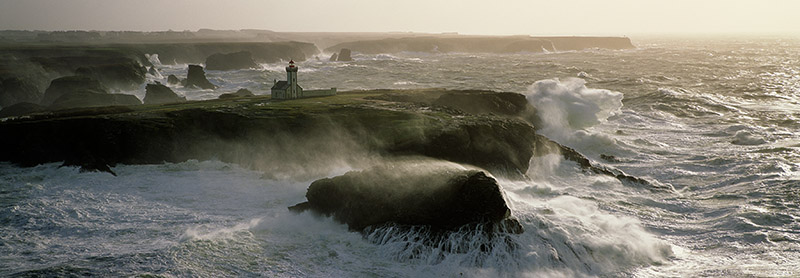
2;36;800;277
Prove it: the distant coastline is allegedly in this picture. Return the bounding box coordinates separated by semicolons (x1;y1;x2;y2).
0;29;633;52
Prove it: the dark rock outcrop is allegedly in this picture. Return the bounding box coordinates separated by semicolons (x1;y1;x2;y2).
369;89;540;128
184;65;216;89
0;77;42;107
147;66;159;76
0;102;46;118
218;88;254;99
329;53;338;61
61;159;117;176
41;75;108;106
34;55;147;91
204;51;258;71
432;91;531;116
336;48;353;61
167;74;180;85
289;163;519;232
144;82;186;105
50;91;141;110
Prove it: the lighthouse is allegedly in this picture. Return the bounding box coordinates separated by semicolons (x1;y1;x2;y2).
286;60;299;98
270;60;335;100
271;60;303;99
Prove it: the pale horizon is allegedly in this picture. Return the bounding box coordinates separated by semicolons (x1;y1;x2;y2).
1;0;798;37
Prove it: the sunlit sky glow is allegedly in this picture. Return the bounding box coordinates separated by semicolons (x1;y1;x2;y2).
1;0;798;36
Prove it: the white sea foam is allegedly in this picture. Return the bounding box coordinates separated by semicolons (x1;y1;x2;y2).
731;130;767;145
527;78;623;131
145;53;162;66
4;40;800;277
525;78;623;155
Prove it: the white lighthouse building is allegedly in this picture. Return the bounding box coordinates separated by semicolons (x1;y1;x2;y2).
271;60;337;100
271;60;303;99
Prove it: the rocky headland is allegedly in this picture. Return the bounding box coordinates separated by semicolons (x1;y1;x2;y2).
0;31;655;251
0;88;653;238
0;88;646;182
0;90;541;176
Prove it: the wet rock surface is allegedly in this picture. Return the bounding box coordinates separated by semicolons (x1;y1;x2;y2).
336;48;353;61
41;75;108;106
184;65;216;90
290;163;519;232
144;82;185;105
218;88;254;99
0;77;42;107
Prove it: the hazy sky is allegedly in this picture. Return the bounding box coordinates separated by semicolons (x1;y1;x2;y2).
0;0;798;36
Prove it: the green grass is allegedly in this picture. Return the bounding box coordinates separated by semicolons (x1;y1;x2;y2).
9;89;493;128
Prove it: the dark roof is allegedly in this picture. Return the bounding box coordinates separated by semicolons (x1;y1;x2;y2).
271;81;289;90
271;81;303;91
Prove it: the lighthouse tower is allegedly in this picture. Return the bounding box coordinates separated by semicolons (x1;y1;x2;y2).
271;60;313;99
286;60;299;99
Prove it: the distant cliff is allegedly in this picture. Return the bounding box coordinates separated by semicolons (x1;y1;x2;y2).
324;36;634;54
121;41;319;64
537;36;635;51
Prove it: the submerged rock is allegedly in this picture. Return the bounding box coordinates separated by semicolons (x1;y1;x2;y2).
184;65;216;90
290;162;521;233
144;82;186;105
60;159;117;176
205;51;258;71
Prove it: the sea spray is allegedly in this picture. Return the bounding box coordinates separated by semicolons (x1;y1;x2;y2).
145;53;162;66
503;153;674;275
4;38;800;277
525;78;623;156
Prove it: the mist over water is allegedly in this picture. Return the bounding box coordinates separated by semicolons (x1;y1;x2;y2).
3;37;800;277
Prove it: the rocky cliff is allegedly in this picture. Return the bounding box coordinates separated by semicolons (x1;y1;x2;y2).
0;88;650;186
0;90;546;179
